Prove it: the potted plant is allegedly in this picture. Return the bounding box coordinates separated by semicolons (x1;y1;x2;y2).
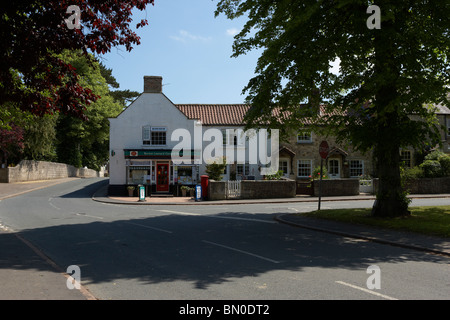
189;187;195;197
127;186;135;197
181;185;190;197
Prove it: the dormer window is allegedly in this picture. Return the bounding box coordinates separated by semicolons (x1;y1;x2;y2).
297;131;312;143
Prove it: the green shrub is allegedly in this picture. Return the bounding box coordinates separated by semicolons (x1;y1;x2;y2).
420;160;442;178
438;154;450;176
312;166;329;179
401;166;424;181
205;157;227;181
420;151;450;177
424;150;446;161
265;170;284;180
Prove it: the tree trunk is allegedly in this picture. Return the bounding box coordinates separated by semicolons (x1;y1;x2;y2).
370;15;411;218
371;141;411;217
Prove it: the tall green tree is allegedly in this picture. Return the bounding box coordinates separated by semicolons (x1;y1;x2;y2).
56;51;123;171
99;63;140;107
216;0;450;217
23;113;58;161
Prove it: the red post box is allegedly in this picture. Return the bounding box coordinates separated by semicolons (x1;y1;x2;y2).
201;175;209;199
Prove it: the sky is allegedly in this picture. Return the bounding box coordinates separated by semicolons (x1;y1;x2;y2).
100;0;261;105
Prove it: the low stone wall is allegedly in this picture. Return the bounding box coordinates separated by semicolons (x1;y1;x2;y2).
313;178;360;196
373;177;450;194
207;180;227;201
207;179;296;200
406;177;450;194
0;160;101;183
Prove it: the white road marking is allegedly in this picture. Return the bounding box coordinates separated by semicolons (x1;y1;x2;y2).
157;209;276;224
124;222;173;234
202;240;281;264
75;213;104;220
158;209;200;216
335;281;398;300
48;197;62;210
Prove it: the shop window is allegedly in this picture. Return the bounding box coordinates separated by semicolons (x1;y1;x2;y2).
178;166;193;184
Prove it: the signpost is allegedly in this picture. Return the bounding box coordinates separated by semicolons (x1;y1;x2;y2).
138;185;146;202
195;185;202;202
318;141;329;210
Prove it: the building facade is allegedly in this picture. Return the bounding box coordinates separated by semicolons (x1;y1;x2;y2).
108;76;450;196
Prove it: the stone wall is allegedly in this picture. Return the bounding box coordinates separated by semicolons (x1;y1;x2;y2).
207;180;227;201
405;177;450;194
0;160;101;183
312;178;360;196
207;179;296;200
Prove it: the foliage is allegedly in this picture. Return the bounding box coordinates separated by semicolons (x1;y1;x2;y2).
23;114;58;161
438;155;450;176
205;158;227;181
424;150;446;161
215;0;450;217
420;160;442;178
0;0;154;119
265;170;284;180
55;51;123;170
312;166;329;180
400;166;424;181
99;63;140;107
0;124;24;165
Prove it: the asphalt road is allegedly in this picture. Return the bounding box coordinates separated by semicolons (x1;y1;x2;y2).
0;178;448;300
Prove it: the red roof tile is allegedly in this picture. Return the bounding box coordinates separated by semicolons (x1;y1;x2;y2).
175;104;250;125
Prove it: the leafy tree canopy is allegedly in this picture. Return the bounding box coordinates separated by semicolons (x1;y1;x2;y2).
0;0;154;119
216;0;450;217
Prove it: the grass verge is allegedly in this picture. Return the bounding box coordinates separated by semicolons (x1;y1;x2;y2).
299;206;450;238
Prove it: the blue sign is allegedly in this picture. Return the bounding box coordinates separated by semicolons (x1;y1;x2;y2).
195;185;202;201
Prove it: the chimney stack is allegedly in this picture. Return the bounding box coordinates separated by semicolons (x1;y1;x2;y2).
143;76;162;93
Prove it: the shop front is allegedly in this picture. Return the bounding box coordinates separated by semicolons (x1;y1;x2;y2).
124;149;200;195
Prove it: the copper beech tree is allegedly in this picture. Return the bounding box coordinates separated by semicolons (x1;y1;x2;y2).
0;0;154;120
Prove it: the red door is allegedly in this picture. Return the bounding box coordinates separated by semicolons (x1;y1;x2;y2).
156;164;169;192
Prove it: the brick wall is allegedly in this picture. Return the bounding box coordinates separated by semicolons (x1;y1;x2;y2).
0;160;101;183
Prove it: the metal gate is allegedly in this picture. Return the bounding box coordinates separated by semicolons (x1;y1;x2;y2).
226;180;241;199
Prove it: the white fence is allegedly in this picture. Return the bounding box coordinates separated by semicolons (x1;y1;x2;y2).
359;179;373;193
226;180;241;199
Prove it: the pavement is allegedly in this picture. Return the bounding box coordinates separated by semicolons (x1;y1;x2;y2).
0;178;449;300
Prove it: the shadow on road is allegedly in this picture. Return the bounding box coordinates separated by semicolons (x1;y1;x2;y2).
1;212;448;292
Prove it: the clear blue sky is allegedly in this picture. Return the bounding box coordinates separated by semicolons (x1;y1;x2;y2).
100;0;260;104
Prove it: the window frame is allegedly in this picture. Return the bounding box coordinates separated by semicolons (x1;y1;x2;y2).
297;131;312;144
297;159;313;178
279;160;289;175
400;150;412;168
349;159;364;178
142;126;167;146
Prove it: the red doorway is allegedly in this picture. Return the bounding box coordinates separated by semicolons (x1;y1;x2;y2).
156;163;169;192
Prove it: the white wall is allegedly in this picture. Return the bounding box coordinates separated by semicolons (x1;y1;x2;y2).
109;93;274;185
109;93;196;185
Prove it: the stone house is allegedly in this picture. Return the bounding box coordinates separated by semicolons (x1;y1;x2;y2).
108;75;450;196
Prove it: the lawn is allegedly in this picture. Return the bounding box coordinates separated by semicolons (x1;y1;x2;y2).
300;206;450;238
